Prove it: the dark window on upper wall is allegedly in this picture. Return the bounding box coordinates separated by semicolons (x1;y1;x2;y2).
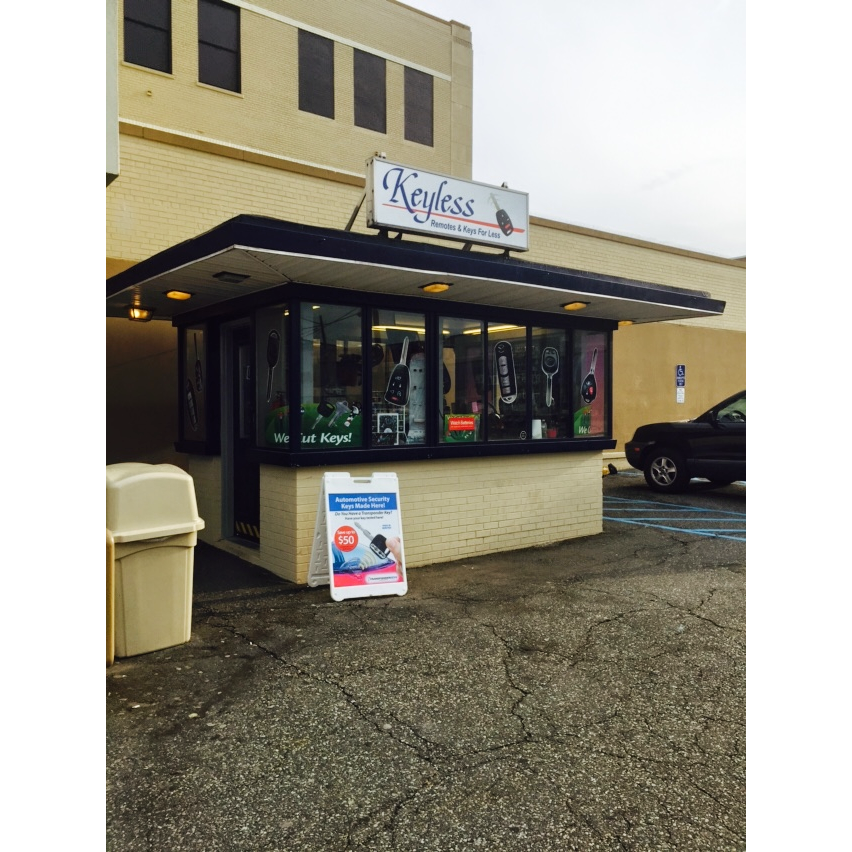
198;0;241;93
404;66;433;146
354;50;386;133
299;30;335;119
124;0;172;73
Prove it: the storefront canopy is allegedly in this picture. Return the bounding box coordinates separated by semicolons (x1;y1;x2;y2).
106;215;725;324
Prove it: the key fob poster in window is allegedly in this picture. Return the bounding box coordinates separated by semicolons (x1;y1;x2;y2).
384;337;411;406
494;341;517;404
573;335;606;436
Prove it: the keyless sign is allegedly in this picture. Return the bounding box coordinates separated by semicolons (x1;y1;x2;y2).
366;157;529;251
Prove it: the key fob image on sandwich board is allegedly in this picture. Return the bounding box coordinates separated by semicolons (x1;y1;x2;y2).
308;472;408;601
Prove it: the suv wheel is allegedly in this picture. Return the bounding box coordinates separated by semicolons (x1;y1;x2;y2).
644;449;690;492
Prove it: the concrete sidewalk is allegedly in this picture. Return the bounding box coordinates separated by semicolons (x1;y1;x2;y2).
107;482;745;851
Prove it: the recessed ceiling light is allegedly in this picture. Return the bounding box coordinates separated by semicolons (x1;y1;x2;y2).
420;282;452;293
618;320;634;327
164;290;193;301
562;301;589;311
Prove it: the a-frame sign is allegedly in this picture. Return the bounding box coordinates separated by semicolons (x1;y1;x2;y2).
308;472;408;601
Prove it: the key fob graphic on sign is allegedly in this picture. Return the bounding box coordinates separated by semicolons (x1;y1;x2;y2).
541;346;559;407
494;341;517;404
354;522;391;561
581;348;598;404
490;193;514;236
384;337;411;406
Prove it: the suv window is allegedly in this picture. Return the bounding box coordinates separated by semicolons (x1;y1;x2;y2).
717;395;746;423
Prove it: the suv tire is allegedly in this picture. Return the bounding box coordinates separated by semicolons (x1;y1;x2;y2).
644;448;690;492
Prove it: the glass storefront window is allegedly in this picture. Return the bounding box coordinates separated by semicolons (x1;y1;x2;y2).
230;301;613;456
531;327;569;440
487;323;526;441
182;325;207;441
572;330;608;437
370;310;427;447
438;317;485;443
256;305;289;448
299;303;364;450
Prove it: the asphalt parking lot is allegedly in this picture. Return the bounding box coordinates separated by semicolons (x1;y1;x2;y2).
106;471;746;851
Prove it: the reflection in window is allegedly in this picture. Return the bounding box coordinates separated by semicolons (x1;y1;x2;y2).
438;317;484;443
256;305;289;447
299;303;363;450
371;310;426;447
183;326;206;441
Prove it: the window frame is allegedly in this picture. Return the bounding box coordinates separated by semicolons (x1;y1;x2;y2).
198;0;241;93
124;0;172;74
404;66;434;147
354;49;387;134
175;288;615;463
298;29;335;119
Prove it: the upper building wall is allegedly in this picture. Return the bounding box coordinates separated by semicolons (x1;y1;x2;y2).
111;1;743;337
117;0;472;180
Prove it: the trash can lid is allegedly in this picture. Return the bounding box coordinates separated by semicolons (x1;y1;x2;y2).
106;463;205;542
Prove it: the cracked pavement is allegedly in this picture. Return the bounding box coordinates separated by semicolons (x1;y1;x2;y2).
106;476;745;851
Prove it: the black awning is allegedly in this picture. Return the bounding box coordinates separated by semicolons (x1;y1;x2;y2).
107;215;725;324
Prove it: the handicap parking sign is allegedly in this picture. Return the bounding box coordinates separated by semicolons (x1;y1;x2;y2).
676;364;685;387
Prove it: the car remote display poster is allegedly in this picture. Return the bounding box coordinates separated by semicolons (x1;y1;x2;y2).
308;472;408;601
573;332;607;437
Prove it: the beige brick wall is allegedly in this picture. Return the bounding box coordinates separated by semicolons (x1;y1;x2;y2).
527;218;745;333
107;137;745;338
117;0;471;180
187;456;223;541
252;453;603;584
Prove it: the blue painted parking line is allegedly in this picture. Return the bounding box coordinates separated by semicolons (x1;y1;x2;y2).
603;495;746;542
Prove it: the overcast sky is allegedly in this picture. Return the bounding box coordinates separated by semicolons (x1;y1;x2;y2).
402;0;745;258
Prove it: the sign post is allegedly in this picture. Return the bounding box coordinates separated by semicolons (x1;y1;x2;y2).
308;472;408;601
676;364;686;404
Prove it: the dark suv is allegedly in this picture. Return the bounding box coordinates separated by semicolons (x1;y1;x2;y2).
625;390;745;492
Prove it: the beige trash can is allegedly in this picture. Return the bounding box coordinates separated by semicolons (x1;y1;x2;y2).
106;463;205;658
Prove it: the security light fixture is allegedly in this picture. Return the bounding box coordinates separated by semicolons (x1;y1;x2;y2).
420;282;452;293
562;301;589;311
127;305;154;322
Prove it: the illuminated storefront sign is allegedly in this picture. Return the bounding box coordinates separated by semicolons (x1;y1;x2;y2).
366;157;529;252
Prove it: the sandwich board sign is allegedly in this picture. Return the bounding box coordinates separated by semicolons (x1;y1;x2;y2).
308;472;408;601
